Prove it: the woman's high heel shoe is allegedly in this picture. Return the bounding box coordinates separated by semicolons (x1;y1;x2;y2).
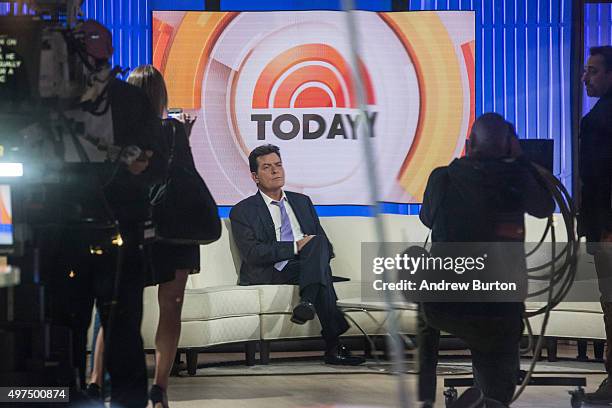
85;383;101;400
149;384;169;408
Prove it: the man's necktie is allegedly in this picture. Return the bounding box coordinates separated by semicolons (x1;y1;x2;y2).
273;198;294;270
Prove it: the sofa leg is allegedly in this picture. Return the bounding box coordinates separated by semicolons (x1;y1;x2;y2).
170;351;182;376
245;341;256;366
546;338;558;362
186;349;198;376
259;340;270;365
382;341;390;361
594;340;605;360
577;340;588;361
364;336;372;358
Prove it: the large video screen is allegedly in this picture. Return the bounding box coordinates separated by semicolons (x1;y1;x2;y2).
0;185;13;246
152;11;475;205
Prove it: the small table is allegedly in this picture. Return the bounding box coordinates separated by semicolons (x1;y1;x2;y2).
337;298;418;311
337;298;418;358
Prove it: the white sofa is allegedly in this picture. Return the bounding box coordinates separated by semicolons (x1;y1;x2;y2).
523;217;604;343
140;213;604;373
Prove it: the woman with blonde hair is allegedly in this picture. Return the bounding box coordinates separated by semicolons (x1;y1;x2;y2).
89;65;200;408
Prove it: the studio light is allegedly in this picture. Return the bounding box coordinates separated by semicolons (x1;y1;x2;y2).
0;163;24;177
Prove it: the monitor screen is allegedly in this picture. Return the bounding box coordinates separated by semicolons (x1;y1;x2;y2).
152;10;476;205
518;139;554;173
0;16;43;105
0;184;13;247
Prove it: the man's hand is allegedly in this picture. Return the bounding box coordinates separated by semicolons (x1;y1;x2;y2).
127;150;153;175
297;235;315;252
179;113;197;139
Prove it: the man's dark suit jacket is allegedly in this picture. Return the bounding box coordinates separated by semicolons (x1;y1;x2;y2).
579;90;612;244
229;191;333;285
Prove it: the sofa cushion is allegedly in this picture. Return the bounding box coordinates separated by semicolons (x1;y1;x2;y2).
255;284;299;314
179;315;260;348
260;309;419;341
525;301;603;313
528;311;606;339
255;281;364;314
261;314;322;339
182;285;260;321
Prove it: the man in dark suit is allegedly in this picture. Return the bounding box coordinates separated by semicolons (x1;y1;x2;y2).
230;144;364;366
579;45;612;404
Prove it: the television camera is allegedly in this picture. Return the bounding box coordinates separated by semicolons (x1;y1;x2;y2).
0;0;135;388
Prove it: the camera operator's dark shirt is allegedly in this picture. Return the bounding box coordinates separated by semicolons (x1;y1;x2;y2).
579;90;612;243
420;156;554;316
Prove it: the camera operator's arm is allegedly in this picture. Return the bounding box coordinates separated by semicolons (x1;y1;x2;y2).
420;167;448;228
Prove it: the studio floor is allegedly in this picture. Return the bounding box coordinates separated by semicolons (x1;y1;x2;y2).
164;372;607;408
148;344;610;408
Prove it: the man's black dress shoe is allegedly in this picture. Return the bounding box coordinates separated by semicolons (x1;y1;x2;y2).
291;301;315;324
324;344;365;366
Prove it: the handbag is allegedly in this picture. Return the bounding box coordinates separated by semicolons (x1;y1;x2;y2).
150;121;221;245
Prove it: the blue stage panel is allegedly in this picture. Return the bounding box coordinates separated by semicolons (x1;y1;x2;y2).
583;3;612;115
218;203;422;218
152;0;205;10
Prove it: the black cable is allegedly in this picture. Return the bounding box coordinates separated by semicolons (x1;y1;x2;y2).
513;222;558;403
512;162;579;403
521;316;534;355
523;179;578;316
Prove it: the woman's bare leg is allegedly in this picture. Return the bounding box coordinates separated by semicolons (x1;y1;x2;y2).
90;327;104;386
153;269;189;391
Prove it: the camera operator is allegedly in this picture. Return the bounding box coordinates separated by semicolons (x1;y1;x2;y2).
417;113;554;407
42;20;165;407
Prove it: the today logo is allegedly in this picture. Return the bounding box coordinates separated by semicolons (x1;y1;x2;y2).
249;43;378;141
